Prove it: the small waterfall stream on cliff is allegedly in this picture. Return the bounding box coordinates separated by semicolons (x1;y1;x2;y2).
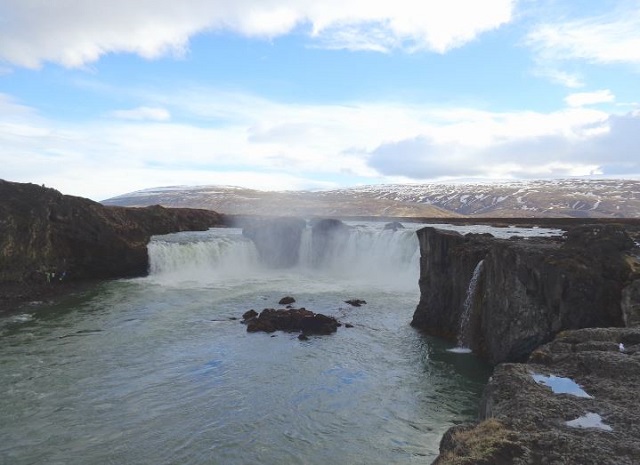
453;259;485;352
0;221;496;465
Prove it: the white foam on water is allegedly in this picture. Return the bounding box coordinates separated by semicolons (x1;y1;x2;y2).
147;228;262;286
446;347;473;354
147;223;422;292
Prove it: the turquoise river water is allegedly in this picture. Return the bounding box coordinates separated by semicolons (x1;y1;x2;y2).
0;222;560;464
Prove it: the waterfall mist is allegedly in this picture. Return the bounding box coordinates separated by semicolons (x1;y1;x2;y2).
147;222;421;291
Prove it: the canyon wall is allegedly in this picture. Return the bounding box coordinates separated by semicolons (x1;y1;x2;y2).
417;225;640;464
411;225;639;364
0;180;224;284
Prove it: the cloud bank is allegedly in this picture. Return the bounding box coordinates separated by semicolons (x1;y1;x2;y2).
0;0;516;68
2;87;638;200
368;109;639;180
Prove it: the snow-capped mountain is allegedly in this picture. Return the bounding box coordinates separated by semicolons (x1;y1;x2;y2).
102;179;640;218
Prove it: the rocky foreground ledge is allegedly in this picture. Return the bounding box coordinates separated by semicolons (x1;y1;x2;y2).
434;327;640;464
0;180;224;312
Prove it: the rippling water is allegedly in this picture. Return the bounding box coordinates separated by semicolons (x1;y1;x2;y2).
0;222;533;465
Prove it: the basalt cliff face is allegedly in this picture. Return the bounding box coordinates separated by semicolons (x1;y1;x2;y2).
411;225;639;364
414;225;640;464
0;180;224;286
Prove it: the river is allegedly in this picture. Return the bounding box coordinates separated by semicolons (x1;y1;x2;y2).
0;222;560;464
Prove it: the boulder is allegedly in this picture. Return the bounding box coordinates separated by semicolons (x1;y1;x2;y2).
242;309;258;321
244;308;340;335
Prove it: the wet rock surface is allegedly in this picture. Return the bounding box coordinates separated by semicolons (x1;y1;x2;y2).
0;180;223;312
242;307;341;336
434;327;640;465
412;225;639;364
411;228;491;342
278;296;296;305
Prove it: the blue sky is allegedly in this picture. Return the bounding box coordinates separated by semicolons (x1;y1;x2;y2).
1;0;639;200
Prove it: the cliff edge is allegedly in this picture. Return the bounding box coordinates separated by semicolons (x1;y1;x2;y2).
433;327;640;465
411;225;640;364
413;225;640;464
0;180;223;310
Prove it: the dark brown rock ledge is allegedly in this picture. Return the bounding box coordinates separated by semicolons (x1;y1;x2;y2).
433;327;640;465
412;224;639;364
0;179;224;314
242;308;341;336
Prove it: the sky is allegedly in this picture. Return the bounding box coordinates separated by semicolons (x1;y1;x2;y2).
1;0;639;201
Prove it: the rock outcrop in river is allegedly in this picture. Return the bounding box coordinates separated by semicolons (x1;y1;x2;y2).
411;225;640;364
0;179;223;286
242;307;341;336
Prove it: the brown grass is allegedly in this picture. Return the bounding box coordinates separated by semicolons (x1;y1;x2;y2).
435;418;521;465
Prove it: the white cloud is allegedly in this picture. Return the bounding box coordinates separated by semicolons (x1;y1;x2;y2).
110;106;171;121
368;109;639;180
0;0;516;68
310;0;515;53
534;68;585;88
2;88;639;200
564;90;615;108
527;5;640;65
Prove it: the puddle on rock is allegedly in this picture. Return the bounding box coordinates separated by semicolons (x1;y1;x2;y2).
566;412;612;431
531;373;592;398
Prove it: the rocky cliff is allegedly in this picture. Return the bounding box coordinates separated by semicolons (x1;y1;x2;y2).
433;327;640;465
0;180;224;286
411;225;639;364
416;227;640;464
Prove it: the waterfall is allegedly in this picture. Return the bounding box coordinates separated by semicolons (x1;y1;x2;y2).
147;229;260;283
298;225;420;287
147;222;420;289
456;259;485;350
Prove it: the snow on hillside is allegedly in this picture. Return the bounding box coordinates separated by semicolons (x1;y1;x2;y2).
337;179;640;217
102;179;640;218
